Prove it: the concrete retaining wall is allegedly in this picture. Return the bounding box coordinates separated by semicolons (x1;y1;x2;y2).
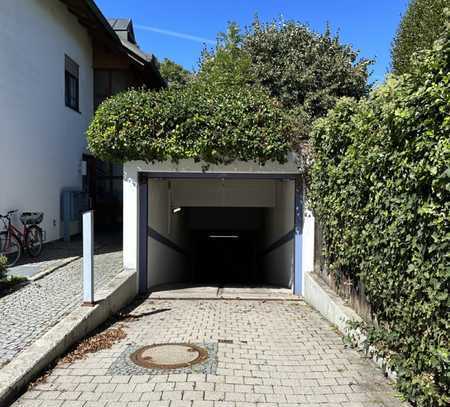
303;272;398;381
303;271;362;334
0;269;138;406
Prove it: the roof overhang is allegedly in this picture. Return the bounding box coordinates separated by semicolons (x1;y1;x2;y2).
60;0;165;88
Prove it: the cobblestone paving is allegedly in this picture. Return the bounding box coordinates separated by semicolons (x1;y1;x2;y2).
0;239;122;368
14;299;409;407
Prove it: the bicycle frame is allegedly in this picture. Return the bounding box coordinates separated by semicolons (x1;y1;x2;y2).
1;211;44;265
9;223;27;241
1;215;26;250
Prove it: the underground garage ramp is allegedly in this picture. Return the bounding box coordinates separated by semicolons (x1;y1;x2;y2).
144;178;299;292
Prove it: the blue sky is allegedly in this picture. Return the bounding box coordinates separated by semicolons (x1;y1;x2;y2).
95;0;409;84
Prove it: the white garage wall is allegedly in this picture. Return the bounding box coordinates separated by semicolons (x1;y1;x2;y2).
187;208;263;231
303;209;315;274
262;181;295;288
147;180;190;288
171;179;276;208
0;0;93;241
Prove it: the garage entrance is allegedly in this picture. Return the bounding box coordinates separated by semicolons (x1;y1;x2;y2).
189;207;265;286
135;173;303;295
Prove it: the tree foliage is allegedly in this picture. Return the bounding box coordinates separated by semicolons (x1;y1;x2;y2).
311;27;450;406
198;19;372;143
198;22;255;88
159;58;192;87
88;19;371;166
87;80;296;165
391;0;449;74
243;19;372;115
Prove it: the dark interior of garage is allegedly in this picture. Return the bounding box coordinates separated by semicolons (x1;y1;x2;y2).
186;207;264;286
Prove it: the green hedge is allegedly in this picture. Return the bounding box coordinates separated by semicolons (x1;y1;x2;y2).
310;28;449;406
87;82;296;165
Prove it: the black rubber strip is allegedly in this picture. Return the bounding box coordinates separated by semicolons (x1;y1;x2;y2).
147;226;189;257
260;229;295;256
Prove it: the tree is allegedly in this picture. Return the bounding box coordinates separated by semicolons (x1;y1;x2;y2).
244;19;372;115
89;19;372;167
159;58;192;87
197;19;372;143
198;23;255;89
391;0;449;74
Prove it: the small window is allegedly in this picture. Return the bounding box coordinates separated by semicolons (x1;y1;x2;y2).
65;55;79;111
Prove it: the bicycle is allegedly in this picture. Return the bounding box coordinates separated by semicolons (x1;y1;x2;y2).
0;210;44;267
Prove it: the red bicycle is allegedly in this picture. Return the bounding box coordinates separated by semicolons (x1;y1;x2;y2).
0;210;44;267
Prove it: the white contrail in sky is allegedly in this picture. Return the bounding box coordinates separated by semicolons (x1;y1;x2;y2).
135;24;216;45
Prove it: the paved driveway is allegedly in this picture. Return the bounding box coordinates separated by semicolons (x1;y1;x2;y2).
0;236;122;369
13;298;408;407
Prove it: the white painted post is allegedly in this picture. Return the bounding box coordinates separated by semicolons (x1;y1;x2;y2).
82;210;94;305
294;177;303;296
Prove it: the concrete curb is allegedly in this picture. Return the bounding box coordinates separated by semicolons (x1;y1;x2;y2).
0;269;138;406
28;256;80;282
28;243;103;282
303;272;398;382
304;271;362;334
149;297;303;301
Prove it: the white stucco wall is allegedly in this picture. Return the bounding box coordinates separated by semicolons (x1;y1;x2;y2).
262;181;295;288
147;180;190;288
171;179;276;208
0;0;93;241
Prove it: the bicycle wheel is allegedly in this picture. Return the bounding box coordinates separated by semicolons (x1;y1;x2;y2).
0;232;22;267
25;226;43;257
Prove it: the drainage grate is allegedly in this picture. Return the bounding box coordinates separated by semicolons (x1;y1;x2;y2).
130;343;208;369
218;339;233;344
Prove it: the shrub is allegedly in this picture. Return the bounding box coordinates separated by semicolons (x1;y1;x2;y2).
391;0;449;74
0;255;7;280
310;27;450;406
87;81;297;165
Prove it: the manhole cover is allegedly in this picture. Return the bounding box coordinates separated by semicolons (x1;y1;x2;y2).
130;343;208;369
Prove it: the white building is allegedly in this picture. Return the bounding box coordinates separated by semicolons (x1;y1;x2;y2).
0;0;164;242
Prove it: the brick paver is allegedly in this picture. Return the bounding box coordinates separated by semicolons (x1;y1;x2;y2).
0;238;122;368
13;298;409;407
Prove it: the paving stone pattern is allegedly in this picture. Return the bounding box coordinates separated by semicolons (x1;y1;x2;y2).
0;241;122;368
13;299;410;407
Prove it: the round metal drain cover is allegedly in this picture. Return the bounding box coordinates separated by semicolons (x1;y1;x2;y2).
130;343;208;369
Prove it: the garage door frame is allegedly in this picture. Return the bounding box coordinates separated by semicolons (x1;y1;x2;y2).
137;172;304;296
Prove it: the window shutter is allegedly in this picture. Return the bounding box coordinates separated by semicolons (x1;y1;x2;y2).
65;55;79;79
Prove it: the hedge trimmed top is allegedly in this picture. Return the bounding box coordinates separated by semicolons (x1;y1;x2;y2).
87;82;297;165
